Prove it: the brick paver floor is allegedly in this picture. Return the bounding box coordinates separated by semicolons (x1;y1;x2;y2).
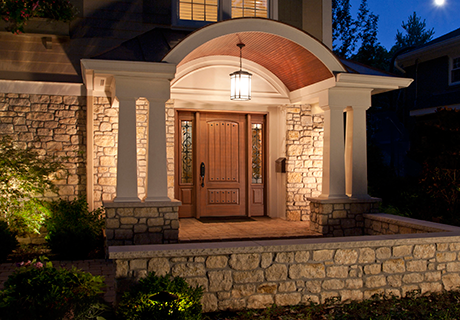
179;217;322;242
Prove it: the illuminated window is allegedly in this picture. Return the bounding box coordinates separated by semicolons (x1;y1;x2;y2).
174;0;273;26
451;57;460;85
179;0;218;22
232;0;268;18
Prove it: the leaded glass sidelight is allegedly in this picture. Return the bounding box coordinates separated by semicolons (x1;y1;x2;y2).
252;123;263;184
181;121;193;183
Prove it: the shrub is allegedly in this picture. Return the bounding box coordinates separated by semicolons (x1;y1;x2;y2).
45;197;104;259
0;220;18;261
0;256;107;320
0;0;78;34
117;272;203;320
0;136;62;235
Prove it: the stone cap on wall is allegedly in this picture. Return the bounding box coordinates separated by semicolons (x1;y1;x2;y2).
364;213;460;233
109;230;460;260
103;199;182;208
307;197;382;204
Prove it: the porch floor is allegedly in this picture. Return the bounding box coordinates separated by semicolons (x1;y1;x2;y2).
178;217;322;242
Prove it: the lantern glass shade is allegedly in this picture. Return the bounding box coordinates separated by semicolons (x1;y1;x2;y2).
230;70;252;101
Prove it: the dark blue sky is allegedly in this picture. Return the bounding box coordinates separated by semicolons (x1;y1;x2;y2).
350;0;460;50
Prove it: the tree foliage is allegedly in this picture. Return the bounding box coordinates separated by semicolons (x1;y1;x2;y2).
0;136;63;235
350;0;389;69
391;12;435;53
332;0;357;58
332;0;389;69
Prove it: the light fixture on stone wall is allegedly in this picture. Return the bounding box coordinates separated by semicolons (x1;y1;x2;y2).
230;43;252;101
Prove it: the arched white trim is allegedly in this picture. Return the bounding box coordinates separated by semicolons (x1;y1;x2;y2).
171;56;290;105
172;56;289;95
163;18;345;74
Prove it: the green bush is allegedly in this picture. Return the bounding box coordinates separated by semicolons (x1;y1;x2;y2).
45;197;104;259
0;257;107;320
0;220;18;261
117;272;203;320
0;136;62;235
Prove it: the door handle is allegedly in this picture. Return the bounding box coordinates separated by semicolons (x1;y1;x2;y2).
200;162;205;187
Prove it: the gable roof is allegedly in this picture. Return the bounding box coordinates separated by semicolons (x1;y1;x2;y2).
397;27;460;65
93;27;191;62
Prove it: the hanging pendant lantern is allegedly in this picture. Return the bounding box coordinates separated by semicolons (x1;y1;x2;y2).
230;43;252;101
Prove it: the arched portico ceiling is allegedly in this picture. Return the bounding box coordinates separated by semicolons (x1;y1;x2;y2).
163;18;346;92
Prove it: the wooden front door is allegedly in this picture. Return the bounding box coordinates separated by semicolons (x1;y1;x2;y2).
176;111;266;218
198;113;246;217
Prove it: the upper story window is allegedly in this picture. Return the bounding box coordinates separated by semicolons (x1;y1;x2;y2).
175;0;271;26
232;0;268;18
179;0;218;22
451;57;460;85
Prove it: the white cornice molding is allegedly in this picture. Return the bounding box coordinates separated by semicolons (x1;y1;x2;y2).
81;59;177;80
0;79;84;96
290;73;413;104
335;73;413;92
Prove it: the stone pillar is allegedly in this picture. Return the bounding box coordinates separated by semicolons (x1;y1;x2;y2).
319;105;347;199
308;197;380;236
105;200;181;245
113;94;140;202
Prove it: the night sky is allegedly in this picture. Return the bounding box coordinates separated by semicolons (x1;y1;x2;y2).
349;0;460;50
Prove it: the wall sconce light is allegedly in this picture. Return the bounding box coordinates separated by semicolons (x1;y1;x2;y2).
230;43;252;101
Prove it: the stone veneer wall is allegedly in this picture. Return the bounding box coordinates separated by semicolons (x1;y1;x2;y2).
165;101;175;199
0;93;86;198
110;226;460;313
285;105;323;221
92;98;175;208
93;97;118;208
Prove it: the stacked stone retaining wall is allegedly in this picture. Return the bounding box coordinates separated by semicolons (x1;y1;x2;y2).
364;213;454;235
110;223;460;312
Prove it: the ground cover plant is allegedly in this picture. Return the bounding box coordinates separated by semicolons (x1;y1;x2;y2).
117;272;203;320
203;290;460;319
0;256;107;320
45;196;105;259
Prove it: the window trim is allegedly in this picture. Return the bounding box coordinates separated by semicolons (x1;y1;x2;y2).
449;56;460;86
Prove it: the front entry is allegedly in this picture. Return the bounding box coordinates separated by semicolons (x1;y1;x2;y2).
175;111;266;218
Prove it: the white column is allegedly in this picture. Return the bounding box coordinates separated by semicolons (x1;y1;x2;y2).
320;105;347;199
113;96;140;202
145;97;171;202
345;107;353;196
350;106;370;198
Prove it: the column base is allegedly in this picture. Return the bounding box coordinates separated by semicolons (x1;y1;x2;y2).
307;197;381;237
104;200;182;246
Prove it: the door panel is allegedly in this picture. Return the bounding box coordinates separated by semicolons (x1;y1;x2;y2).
176;111;266;218
198;114;246;217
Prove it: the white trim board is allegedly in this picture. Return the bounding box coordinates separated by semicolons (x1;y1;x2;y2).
0;80;85;96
